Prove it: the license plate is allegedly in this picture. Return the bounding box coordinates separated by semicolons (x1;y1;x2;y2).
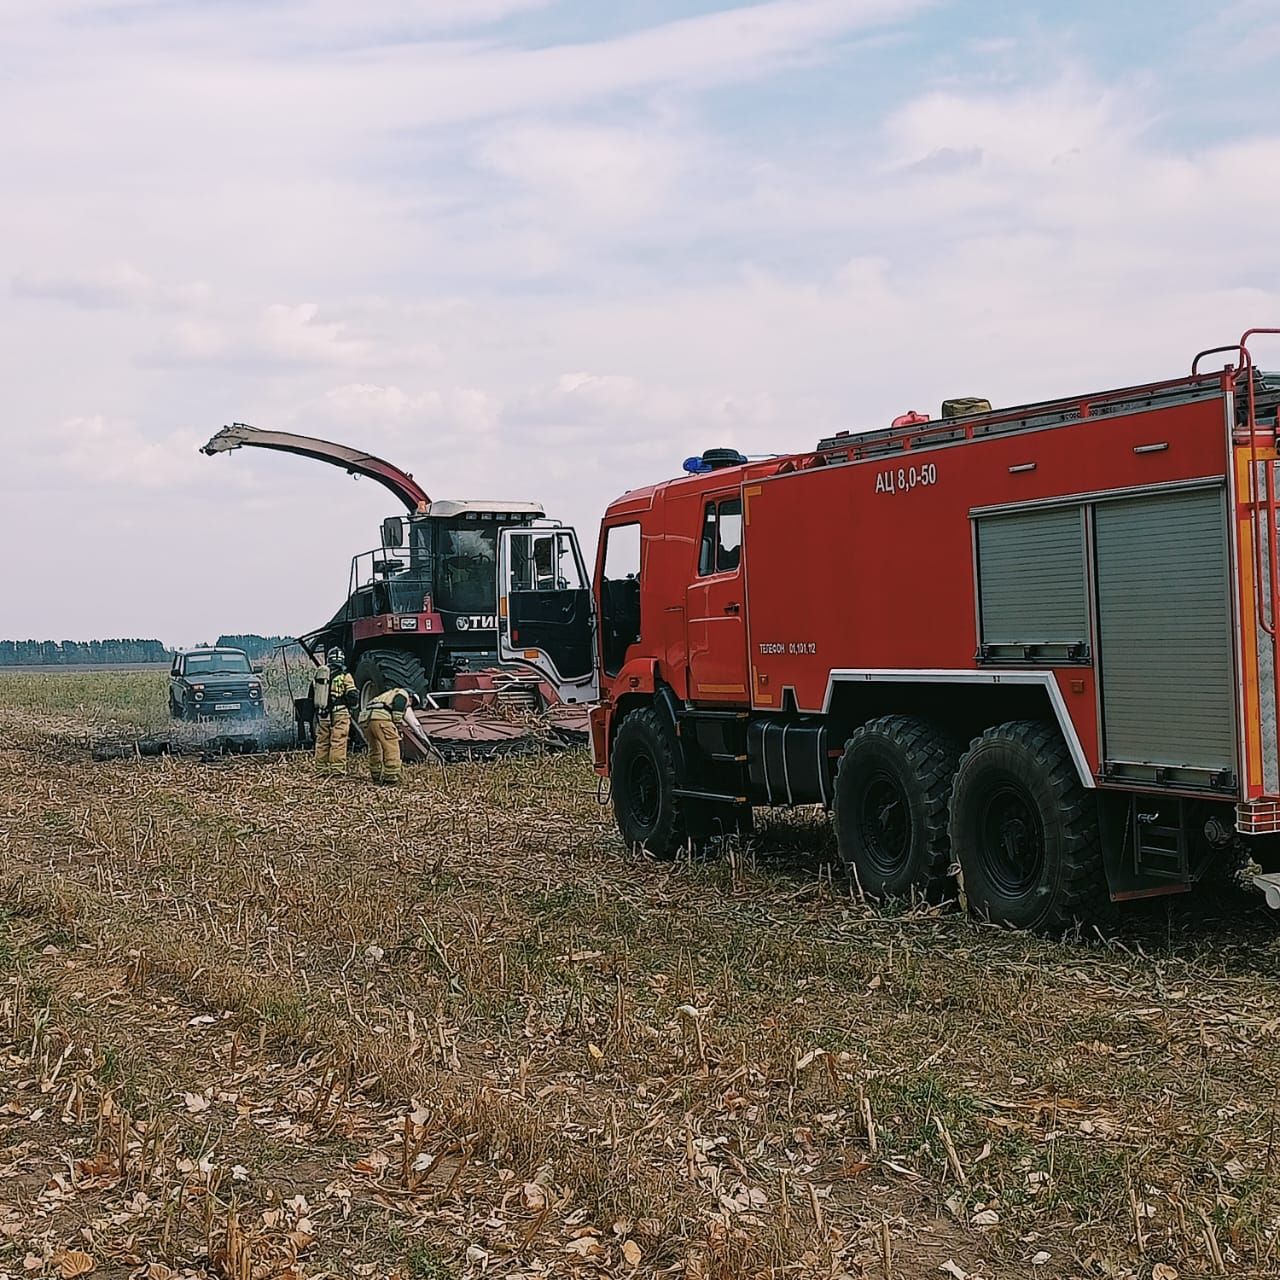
214;702;241;711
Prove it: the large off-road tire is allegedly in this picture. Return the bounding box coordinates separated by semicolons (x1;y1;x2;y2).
949;720;1104;933
611;708;688;860
353;648;429;715
833;716;961;903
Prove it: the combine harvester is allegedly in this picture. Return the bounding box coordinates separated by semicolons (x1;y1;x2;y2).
493;329;1280;927
202;424;591;761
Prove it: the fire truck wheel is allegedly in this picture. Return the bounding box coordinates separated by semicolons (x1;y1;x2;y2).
833;716;961;903
611;707;687;859
949;720;1104;933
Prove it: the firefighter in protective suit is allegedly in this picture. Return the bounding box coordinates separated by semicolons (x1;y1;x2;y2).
312;649;357;775
359;686;420;784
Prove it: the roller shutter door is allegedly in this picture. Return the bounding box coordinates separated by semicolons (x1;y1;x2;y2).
977;507;1087;655
1095;487;1235;776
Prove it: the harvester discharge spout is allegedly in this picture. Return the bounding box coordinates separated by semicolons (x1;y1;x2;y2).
201;422;430;511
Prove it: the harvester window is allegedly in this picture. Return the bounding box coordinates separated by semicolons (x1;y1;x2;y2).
699;498;743;575
512;533;585;592
438;526;497;614
554;534;586;591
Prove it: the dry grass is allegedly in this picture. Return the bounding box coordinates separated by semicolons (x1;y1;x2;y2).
0;667;300;758
1;673;1280;1278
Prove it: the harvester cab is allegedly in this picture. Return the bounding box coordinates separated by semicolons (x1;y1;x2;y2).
326;499;547;702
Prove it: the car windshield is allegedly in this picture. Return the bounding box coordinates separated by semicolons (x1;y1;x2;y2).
184;652;251;675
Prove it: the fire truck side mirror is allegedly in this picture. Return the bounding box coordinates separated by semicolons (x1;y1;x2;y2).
381;516;404;549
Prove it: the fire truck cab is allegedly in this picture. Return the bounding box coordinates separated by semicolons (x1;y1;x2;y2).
499;331;1280;930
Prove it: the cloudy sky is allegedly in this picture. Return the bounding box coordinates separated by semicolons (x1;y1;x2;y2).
3;0;1277;643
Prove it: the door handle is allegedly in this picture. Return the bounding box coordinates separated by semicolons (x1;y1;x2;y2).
724;602;740;614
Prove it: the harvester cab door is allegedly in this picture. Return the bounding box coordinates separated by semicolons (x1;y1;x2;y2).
497;527;598;704
685;491;750;704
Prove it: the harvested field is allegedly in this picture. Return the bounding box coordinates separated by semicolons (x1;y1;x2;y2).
1;674;1280;1279
0;669;300;759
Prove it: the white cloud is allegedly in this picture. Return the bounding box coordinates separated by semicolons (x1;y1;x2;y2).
8;0;556;42
515;371;777;443
479;122;693;222
11;263;211;311
142;303;443;372
881;71;1144;205
39;415;205;490
258;304;371;367
2;0;932;153
305;382;501;440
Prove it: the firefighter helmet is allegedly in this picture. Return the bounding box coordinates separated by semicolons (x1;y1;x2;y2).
327;647;347;672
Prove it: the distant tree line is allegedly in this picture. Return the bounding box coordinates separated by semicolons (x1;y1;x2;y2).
214;635;299;660
0;639;169;666
0;635;300;666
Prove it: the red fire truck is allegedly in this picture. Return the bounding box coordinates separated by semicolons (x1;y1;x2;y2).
495;330;1280;930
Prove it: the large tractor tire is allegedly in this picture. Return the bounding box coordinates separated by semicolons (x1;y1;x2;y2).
949;720;1105;933
611;707;689;860
353;648;430;715
833;716;960;903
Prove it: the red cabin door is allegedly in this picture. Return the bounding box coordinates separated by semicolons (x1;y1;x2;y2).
685;491;749;704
